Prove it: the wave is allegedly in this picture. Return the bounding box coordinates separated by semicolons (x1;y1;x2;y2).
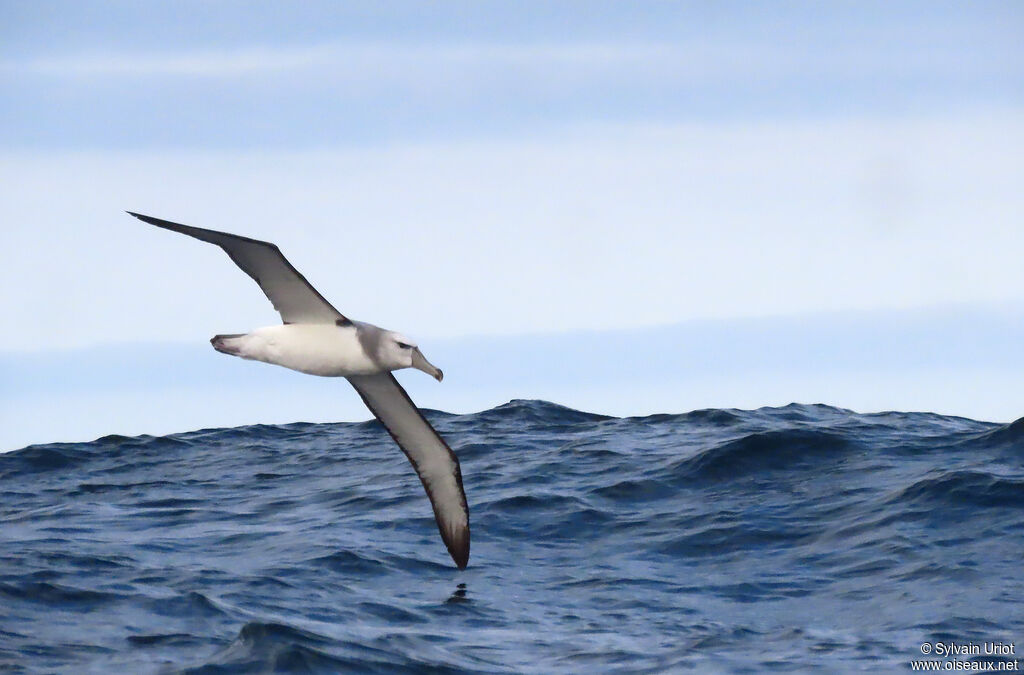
1;400;1021;672
894;470;1024;509
670;428;859;482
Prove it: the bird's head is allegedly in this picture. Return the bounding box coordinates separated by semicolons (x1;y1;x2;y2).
384;332;444;382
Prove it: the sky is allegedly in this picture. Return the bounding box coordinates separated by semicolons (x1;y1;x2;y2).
1;1;1023;448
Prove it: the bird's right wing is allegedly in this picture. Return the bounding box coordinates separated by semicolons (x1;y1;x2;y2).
347;372;470;569
129;212;348;325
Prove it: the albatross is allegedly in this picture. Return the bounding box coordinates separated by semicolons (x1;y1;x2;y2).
128;212;469;570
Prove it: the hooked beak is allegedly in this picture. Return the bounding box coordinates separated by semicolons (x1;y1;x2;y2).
411;348;444;382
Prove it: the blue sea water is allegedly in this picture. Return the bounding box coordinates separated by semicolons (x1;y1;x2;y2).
1;400;1022;673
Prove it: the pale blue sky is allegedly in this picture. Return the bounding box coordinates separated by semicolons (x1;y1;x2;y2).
1;2;1022;447
2;2;1022;148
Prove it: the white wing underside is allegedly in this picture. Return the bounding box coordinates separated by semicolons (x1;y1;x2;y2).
347;373;470;569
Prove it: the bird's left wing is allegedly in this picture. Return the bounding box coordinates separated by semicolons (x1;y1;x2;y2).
129;212;348;325
347;372;470;569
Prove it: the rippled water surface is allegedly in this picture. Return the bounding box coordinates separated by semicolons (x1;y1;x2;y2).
2;400;1022;672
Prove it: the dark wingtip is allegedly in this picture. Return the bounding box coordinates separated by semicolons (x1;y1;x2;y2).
127;211;157;225
448;528;470;570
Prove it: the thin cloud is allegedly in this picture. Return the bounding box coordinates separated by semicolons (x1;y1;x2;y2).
0;41;760;81
0;39;1002;83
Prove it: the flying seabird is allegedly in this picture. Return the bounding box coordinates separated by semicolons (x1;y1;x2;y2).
128;212;469;570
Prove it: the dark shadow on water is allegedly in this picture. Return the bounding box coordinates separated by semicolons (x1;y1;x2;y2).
446;582;469;604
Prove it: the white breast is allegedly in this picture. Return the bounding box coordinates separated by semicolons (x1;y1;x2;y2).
233;324;380;377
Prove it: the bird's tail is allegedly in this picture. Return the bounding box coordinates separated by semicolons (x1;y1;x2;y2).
210;334;246;356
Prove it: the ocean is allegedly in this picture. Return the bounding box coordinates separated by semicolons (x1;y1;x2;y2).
1;400;1021;673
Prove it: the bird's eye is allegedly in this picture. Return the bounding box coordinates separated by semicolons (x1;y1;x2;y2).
397;342;413;349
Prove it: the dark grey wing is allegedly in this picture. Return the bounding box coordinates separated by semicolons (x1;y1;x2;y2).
347;372;470;569
129;212;348;325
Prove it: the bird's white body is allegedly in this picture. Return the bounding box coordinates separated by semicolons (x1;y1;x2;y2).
217;323;378;377
214;321;440;381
